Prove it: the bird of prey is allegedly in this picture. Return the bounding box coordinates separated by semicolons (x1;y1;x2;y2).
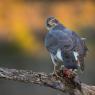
44;16;88;76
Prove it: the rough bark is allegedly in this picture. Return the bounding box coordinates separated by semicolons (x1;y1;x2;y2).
0;67;95;95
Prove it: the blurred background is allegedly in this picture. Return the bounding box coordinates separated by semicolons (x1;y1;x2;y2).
0;0;95;95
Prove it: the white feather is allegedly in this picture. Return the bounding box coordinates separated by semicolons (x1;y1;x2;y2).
50;53;57;65
73;51;79;61
56;49;63;61
81;38;86;40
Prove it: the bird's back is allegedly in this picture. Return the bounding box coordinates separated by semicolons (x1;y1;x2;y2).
45;24;88;70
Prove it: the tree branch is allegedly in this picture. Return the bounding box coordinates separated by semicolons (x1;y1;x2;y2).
0;67;95;95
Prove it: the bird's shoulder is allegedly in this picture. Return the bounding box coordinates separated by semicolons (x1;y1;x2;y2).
45;30;57;43
44;30;58;49
72;31;86;46
72;31;80;39
50;26;73;39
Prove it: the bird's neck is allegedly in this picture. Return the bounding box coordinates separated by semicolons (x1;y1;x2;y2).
52;24;66;30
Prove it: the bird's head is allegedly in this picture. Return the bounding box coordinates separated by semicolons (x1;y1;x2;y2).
45;16;59;30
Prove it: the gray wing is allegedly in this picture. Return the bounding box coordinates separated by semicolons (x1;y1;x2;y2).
72;32;88;55
45;29;75;67
45;28;88;71
45;31;59;65
45;29;70;66
45;29;73;54
72;32;88;71
45;31;58;55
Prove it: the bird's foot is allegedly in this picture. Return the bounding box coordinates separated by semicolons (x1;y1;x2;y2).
52;71;58;76
51;70;62;78
63;69;82;91
73;69;78;75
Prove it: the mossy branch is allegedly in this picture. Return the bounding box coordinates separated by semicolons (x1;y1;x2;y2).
0;67;95;95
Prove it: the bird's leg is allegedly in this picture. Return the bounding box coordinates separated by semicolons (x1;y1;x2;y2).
53;65;59;75
52;64;61;77
53;65;56;74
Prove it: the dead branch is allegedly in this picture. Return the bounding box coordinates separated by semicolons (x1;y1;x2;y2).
0;67;95;95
